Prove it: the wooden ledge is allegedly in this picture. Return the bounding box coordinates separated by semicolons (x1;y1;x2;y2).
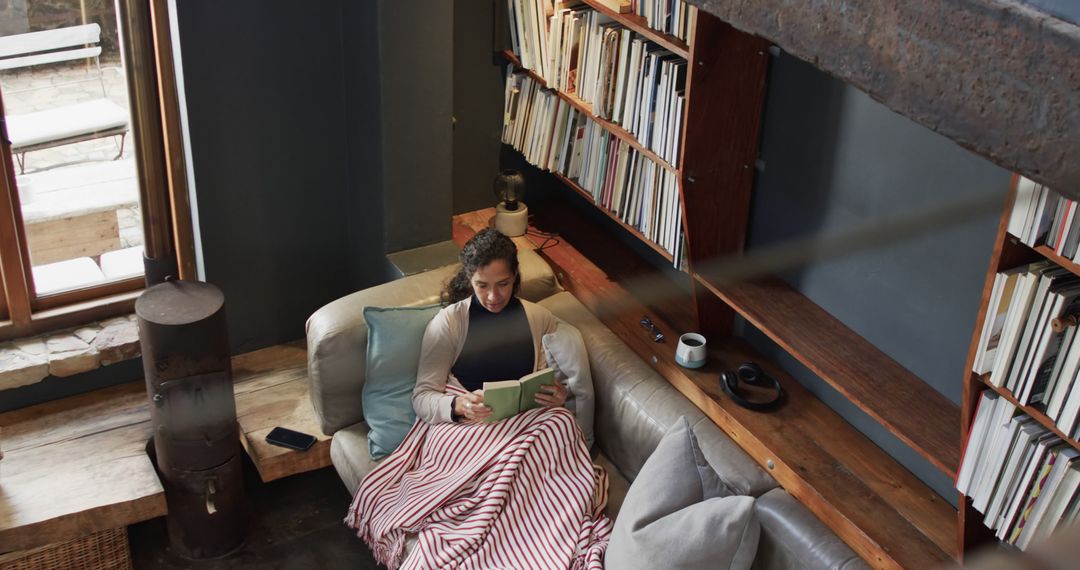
233;342;331;483
696;274;962;478
0;381;165;553
0;342;331;553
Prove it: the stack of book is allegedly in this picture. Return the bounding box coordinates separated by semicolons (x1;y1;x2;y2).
957;391;1080;550
633;0;694;42
1008;176;1080;259
502;70;685;264
972;260;1080;437
506;2;688;167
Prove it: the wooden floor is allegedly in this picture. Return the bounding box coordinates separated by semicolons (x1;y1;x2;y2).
455;205;957;569
0;342;330;555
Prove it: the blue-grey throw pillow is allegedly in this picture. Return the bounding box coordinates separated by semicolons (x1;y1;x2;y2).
362;304;441;459
606;417;760;570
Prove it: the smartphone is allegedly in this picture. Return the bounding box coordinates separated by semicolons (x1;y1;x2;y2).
265;426;317;451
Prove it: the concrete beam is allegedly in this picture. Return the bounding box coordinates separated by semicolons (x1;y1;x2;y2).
690;0;1080;195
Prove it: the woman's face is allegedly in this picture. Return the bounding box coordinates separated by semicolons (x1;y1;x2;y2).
470;259;515;313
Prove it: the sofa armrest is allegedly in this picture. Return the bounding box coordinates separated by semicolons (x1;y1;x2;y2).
306;265;457;435
752;488;869;570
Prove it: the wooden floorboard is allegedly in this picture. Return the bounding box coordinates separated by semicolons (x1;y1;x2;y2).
455;205;957;568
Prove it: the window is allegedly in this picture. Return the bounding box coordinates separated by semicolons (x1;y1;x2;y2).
0;0;193;339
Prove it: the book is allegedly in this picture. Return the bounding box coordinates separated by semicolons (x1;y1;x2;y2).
957;391;998;492
1009;442;1067;544
483;367;557;422
1046;326;1080;420
1019;451;1080;548
999;435;1063;540
974;414;1031;512
985;420;1045;529
974;269;1021;374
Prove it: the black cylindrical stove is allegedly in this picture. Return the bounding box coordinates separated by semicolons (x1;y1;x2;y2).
136;280;246;558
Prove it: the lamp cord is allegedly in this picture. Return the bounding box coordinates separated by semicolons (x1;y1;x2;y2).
525;226;560;252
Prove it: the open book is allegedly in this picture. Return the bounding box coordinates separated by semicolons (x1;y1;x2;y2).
482;367;557;422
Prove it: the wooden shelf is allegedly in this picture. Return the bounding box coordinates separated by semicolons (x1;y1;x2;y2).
1032;243;1080;278
579;0;690;58
548;168;676;263
233;341;332;483
500;50;678;174
454;208;957;568
695;273;962;478
975;373;1080;451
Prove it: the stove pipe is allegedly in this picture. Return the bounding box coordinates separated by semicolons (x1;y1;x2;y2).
137;280;245;558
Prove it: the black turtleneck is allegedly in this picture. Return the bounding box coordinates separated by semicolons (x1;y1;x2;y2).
451;295;534;391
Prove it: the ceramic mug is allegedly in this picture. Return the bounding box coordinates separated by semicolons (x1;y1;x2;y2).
675;333;707;369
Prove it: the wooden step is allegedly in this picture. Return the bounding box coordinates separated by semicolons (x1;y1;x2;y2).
696;275;962;479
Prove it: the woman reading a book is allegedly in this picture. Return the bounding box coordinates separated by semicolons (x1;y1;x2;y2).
412;227;568;423
347;228;610;569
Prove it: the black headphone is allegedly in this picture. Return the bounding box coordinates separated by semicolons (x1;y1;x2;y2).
720;362;785;412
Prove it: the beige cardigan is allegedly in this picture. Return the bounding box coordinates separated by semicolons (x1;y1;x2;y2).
412;296;559;424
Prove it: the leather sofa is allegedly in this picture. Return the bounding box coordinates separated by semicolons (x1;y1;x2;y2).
306;248;869;569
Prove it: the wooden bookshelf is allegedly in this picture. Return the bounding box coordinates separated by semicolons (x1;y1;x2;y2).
498;3;961;565
500;50;678;173
958;177;1080;557
1033;243;1080;278
697;274;961;478
550;170;675;262
974;373;1080;451
580;0;689;57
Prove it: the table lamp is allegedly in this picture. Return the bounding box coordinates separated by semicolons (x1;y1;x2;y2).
493;169;528;237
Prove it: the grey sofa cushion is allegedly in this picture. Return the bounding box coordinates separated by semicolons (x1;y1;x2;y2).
607;417;760;570
538;291;777;497
306;247;563;435
330;422;383;495
542;321;595;448
752;489;870;570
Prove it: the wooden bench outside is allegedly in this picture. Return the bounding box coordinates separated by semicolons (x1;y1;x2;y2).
0;24;129;174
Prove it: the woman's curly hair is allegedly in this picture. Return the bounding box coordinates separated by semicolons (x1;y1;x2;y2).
442;228;520;305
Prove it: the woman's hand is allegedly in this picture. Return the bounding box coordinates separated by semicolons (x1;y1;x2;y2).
535;382;568;407
455;390;492;423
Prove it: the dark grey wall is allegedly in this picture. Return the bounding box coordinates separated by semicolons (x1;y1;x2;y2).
744;52;1012;502
453;0;505;214
175;1;355;353
380;1;454;252
342;0;388;288
176;0;453;352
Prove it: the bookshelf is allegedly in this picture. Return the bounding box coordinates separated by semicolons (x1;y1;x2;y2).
959;176;1080;556
499;1;959;566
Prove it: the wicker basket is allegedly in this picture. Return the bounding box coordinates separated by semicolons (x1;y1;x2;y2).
0;527;132;570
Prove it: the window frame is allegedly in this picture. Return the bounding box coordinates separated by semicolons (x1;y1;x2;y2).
0;0;194;342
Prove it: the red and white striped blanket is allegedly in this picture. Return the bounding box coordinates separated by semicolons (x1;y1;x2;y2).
346;401;611;570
